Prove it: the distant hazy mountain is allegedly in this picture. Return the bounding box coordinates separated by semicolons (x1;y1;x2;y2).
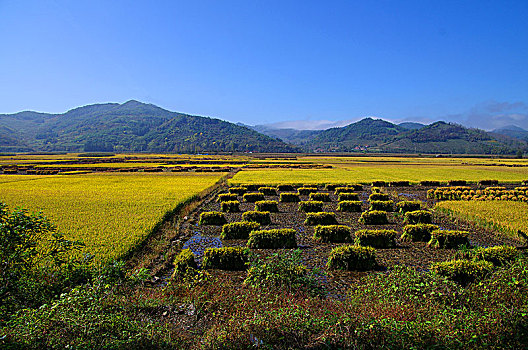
0;101;298;153
398;122;425;130
491;125;528;141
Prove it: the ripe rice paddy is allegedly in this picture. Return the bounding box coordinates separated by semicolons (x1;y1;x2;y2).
0;172;225;264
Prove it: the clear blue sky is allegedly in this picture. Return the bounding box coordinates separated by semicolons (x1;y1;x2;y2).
1;0;527;130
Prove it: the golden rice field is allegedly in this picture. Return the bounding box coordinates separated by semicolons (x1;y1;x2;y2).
0;172;225;264
435;200;528;238
230;164;528;185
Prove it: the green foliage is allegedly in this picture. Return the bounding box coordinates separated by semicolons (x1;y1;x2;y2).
277;184;295;191
369;200;394;212
171;249;197;279
242;211;272;225
243;192;265;202
369;193;390;201
354;229;398;248
199;211;227;225
202;247;249;271
327;245;377;270
428;230;470;249
244;249;324;295
338;192;359;201
298;200;324;213
337;200;362;212
247;229;297;249
359;210;389;225
298;187;318;195
401;224;439;242
258;187;277;196
255;200;279;213
304;212;338;226
220;221;260;239
313;225;351;243
220;200;240;213
217;193;238;202
431;259;494;285
396;200;422;213
279;192;300;203
0;203;85;309
229;186;247;195
309;192;331;202
404;210;433;224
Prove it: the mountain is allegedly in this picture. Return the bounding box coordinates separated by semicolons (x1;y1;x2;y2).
248;124;320;144
0;101;298;153
492;125;528;141
399;122;425;130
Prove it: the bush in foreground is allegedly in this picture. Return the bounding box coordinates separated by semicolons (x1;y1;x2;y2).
298;187;318;195
369;193;390;201
309;192;331;202
313;225;351;243
247;229;297;249
304;212;338;225
243;192;265;202
327;245;377;270
298;200;324;213
359;210;389;225
171;249;197;280
473;245;520;267
217;193;238;202
221;221;260;239
369;200;394;212
430;259;493;285
255;200;279;212
277;184;295;191
229;186;247;195
259;187;277;196
396;200;422;213
202;247;249;271
404;210;433;224
220;200;240;213
338;192;359;201
354;229;398;248
279;192;300;202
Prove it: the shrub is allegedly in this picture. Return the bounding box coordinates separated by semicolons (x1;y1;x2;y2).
259;187;277;196
404;210;433;224
277;184;295;191
313;225;351;243
428;230;470;249
171;249;197;279
369;193;390;201
327;245;377;271
244;249;323;295
396;200;422;213
202;247;249;271
309;192;331;202
369;200;394;212
359;210;389;225
338;192;359;201
474;245;520;266
199;211;227;225
298;187;318;195
217;193;238;202
388;181;410;187
242;211;271;225
354;229;398;248
400;224;439;242
372;181;386;187
448;180;467;186
304;212;338;226
220;200;240;213
420;180;441;186
298;200;324;212
255;200;279;212
221;221;260;239
337;200;362;212
229;186;247;195
243;193;265;202
247;229;297;249
280;193;300;203
430;259;493;285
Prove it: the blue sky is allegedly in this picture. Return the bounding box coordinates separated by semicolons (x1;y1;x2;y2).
1;0;527;130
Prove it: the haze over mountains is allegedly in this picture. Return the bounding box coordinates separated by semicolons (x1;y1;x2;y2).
0;100;526;155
